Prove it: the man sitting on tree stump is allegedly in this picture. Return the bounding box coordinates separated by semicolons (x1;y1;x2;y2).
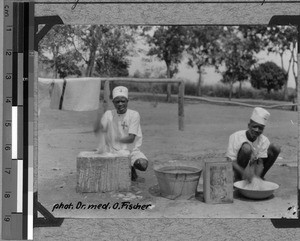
94;86;148;181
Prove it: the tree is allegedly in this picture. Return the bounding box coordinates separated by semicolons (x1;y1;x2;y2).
95;56;129;77
94;27;134;77
39;25;76;78
185;26;223;96
219;27;257;100
259;26;298;99
250;61;287;93
69;25;135;77
143;26;187;101
55;52;82;78
39;25;136;78
68;25;109;77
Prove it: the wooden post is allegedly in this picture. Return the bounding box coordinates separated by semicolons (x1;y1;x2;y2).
167;83;171;102
178;80;185;131
103;80;110;113
76;151;131;193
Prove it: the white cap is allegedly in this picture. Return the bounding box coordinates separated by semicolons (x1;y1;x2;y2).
112;86;128;99
250;107;270;125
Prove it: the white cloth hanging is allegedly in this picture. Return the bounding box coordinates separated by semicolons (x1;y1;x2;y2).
49;77;101;111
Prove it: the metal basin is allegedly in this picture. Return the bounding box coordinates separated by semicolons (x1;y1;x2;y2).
154;161;202;200
234;180;279;200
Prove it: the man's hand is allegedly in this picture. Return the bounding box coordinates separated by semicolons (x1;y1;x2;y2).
93;120;104;135
242;164;255;182
94;129;107;154
248;152;256;166
116;134;136;144
254;159;264;177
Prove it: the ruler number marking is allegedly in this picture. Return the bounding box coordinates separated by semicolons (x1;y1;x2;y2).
5;121;11;127
5;74;12;80
4;5;10;17
4;144;11;151
4;215;11;222
4;193;11;199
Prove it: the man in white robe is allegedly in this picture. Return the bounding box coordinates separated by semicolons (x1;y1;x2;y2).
94;86;148;181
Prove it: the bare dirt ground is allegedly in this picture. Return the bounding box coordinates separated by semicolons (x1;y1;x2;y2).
1;93;298;240
37;94;298;222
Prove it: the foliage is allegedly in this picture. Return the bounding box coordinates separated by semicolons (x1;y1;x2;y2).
69;25;136;77
184;82;297;102
261;26;297;56
185;26;223;96
93;27;135;77
38;25;76;78
38;25;72;55
55;52;82;78
219;27;258;99
39;25;136;78
141;26;188;101
250;61;287;93
95;56;129;77
38;24;297;102
143;26;187;78
259;26;298;98
71;25;107;77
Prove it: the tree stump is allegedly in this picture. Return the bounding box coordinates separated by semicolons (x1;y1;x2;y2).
76;151;131;193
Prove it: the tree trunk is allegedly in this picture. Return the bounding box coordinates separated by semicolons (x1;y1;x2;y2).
85;26;99;77
238;81;242;99
54;59;58;78
53;46;58;78
293;66;298;93
85;46;97;77
229;80;233;101
283;74;289;100
281;52;292;101
293;57;297;91
197;66;202;96
292;43;298;94
166;63;172;102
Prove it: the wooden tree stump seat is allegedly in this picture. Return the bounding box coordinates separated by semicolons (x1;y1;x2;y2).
76;151;131;193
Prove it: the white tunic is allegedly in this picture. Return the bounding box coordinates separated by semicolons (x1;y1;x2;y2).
226;130;270;162
100;109;147;165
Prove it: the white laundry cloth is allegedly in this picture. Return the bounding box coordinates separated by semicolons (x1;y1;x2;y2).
38;77;56;100
50;77;101;111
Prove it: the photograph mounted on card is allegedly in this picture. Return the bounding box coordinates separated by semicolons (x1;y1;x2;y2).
34;0;298;220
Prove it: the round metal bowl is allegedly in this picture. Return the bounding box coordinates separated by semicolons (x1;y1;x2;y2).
234;180;279;200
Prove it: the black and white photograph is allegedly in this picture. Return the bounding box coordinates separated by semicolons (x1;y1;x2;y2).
1;1;300;240
37;24;298;219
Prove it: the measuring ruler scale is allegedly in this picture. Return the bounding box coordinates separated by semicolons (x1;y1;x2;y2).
2;1;34;240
